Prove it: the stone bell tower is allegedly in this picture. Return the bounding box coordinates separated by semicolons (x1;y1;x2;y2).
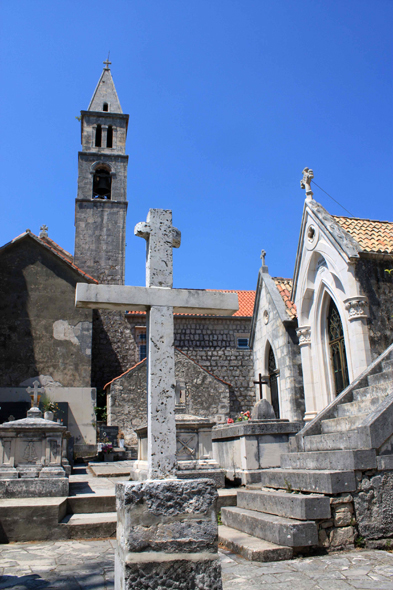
74;59;129;284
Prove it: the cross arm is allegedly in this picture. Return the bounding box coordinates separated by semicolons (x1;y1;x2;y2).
75;284;239;316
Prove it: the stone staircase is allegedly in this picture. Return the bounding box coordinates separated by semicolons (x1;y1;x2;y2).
220;344;393;562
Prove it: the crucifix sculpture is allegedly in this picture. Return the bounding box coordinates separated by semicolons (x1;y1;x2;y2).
300;167;314;199
76;209;238;479
26;380;45;408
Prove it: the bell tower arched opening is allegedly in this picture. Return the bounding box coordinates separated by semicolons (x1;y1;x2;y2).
327;297;349;395
92;167;111;199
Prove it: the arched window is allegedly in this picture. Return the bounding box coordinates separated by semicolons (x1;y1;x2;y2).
103;102;109;111
327;298;349;395
95;125;102;147
92;167;111;199
268;346;280;418
107;125;113;148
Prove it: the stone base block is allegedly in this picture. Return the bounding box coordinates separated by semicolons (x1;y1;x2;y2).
115;478;222;589
115;551;222;590
0;477;69;498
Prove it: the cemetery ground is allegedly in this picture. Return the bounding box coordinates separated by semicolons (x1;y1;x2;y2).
1;465;393;589
1;540;393;590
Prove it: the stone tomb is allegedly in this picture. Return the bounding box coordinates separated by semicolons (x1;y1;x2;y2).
0;382;68;498
212;399;302;484
131;413;225;487
76;209;237;590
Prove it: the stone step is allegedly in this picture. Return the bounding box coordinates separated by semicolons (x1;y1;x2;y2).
237;488;330;520
353;382;390;401
218;525;293;562
337;396;386;417
368;370;393;387
221;506;318;547
60;512;117;539
303;431;364;452
259;468;356;494
321;414;368;434
280;449;376;471
67;494;116;514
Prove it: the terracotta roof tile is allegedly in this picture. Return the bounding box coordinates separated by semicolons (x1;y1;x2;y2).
273;277;297;320
127;289;256;318
334;216;393;254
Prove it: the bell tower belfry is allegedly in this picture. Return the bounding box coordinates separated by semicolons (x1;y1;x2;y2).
74;60;129;284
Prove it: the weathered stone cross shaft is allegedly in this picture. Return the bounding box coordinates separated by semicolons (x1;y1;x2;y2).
76;209;238;479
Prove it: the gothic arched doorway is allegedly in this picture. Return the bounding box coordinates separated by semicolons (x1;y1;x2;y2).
268;346;280;418
327;298;349;395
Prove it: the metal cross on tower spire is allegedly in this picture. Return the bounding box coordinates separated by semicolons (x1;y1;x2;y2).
103;52;111;69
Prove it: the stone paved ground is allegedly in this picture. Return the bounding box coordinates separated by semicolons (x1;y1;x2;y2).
0;540;392;589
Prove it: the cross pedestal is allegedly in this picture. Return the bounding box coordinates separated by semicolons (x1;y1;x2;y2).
76;209;238;479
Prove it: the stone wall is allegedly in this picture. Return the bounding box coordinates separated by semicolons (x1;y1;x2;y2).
107;349;231;447
173;316;254;415
253;280;304;422
0;237;93;389
355;258;393;359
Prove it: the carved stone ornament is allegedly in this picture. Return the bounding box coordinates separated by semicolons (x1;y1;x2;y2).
344;297;368;321
305;223;319;251
300;167;314;199
296;325;311;347
263;310;269;325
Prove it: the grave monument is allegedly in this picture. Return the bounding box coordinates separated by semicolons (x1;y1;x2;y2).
76;209;238;589
0;381;68;498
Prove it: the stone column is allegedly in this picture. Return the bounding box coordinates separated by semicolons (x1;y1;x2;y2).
297;326;317;422
344;296;371;378
115;479;222;590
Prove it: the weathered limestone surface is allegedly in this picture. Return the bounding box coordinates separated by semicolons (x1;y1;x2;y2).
115;479;222;590
354;471;393;539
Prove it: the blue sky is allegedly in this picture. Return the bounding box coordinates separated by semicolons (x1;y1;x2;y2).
1;0;392;289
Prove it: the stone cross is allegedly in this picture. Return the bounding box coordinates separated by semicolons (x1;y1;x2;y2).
260;250;266;266
300;167;314;200
75;209;238;480
26;380;45;407
39;224;48;238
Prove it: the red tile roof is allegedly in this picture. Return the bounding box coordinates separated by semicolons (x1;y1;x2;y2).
127;289;256;318
334;216;393;255
273;277;297;319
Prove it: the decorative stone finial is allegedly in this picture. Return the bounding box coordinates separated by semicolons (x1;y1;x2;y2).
103;52;111;69
39;224;48;238
300;168;314;200
260;250;266;266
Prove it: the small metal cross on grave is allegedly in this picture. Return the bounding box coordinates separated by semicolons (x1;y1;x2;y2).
26;380;45;407
103;52;111;69
253;373;268;400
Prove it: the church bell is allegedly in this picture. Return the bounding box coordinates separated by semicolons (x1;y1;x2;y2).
93;169;111;199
